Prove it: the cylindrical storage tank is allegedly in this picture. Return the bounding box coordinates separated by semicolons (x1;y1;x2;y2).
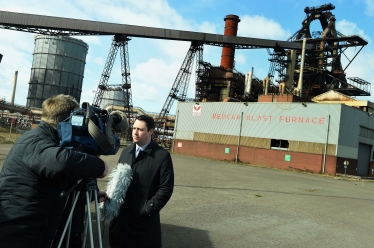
27;35;88;108
100;90;127;109
220;15;240;70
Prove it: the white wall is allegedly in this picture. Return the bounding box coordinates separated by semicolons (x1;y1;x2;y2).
175;102;341;144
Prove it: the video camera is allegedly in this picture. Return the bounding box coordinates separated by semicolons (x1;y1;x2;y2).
58;102;128;156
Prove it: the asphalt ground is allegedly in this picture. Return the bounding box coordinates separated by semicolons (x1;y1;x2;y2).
1;143;374;248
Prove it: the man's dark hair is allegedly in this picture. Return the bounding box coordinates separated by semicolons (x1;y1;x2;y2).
136;115;155;131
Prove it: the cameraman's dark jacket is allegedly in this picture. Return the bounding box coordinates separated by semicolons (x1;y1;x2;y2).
0;121;105;248
109;140;174;248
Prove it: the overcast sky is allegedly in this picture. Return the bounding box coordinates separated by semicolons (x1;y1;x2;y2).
0;0;373;114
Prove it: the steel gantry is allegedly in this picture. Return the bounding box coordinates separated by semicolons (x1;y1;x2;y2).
155;41;203;147
93;34;133;140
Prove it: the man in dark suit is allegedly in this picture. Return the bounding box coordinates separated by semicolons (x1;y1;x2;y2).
109;115;174;248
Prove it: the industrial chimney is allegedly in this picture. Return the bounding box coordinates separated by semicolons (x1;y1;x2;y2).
10;71;18;105
220;15;240;70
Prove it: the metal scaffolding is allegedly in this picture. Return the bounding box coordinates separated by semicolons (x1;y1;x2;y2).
155;41;203;147
93;35;133;140
266;3;370;98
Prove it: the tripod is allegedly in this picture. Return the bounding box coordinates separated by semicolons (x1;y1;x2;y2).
58;178;103;248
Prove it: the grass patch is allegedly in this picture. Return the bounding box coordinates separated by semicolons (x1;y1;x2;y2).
0;127;23;144
0;135;14;144
0;126;11;132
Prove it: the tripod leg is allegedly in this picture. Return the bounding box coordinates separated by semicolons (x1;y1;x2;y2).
93;190;103;248
57;191;81;248
66;217;72;248
85;191;95;247
82;209;89;248
65;191;75;248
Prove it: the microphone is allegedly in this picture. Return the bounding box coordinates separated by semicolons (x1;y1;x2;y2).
100;163;133;223
110;111;129;133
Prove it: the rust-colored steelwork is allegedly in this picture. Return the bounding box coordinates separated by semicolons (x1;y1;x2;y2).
195;14;248;103
220;15;240;70
267;3;370;99
196;61;245;102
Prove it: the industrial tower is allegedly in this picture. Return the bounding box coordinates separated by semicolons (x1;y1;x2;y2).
155;41;204;147
92;35;134;140
267;3;370;98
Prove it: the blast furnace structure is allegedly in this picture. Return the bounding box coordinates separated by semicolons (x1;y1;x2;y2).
265;3;370;101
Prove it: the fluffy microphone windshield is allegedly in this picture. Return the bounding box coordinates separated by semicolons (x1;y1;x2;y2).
110;110;129;133
100;163;133;223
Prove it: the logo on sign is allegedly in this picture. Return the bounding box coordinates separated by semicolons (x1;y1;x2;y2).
193;105;201;116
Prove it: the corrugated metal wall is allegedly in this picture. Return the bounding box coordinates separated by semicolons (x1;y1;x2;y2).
174;101;374;175
175;102;341;144
337;104;374;159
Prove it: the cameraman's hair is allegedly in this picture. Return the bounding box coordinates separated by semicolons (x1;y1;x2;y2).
136;115;155;131
41;94;79;128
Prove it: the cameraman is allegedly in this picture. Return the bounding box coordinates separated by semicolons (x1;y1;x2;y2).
0;94;109;248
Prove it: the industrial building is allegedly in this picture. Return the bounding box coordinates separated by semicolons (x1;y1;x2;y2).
27;35;88;108
172;100;374;177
